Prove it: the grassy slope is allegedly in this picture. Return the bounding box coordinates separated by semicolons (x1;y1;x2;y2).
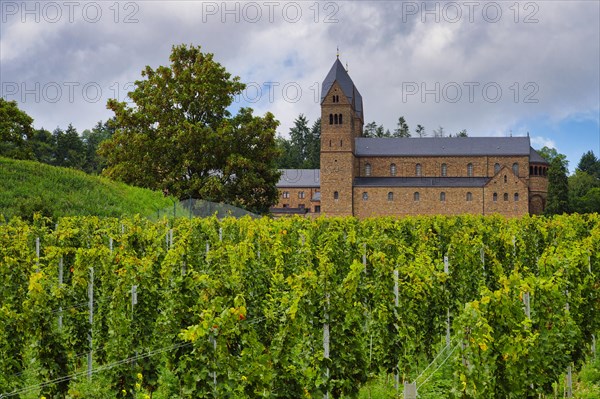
0;157;175;219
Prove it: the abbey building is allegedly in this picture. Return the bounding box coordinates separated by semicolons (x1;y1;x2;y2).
272;58;549;217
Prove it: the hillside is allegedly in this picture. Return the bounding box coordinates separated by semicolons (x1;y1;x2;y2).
0;157;175;220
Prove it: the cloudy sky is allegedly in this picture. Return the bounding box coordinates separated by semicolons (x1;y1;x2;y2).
1;0;599;171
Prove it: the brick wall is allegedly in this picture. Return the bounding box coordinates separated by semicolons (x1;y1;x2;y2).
357;156;530;178
353;186;486;218
320;80;361;217
274;187;321;213
483;169;530;217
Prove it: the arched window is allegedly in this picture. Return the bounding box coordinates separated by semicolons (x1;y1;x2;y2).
512;163;519;176
362;192;368;201
365;163;372;176
493;192;498;202
467;163;474;177
329;139;332;147
441;163;447;177
334;114;338;124
466;192;473;201
390;163;397;176
530;166;534;175
504;175;507;183
414;192;420;201
329;114;333;125
340;140;343;147
495;163;501;174
503;193;509;201
339;114;343;124
440;192;446;202
416;163;422;177
387;192;394;201
534;166;539;176
333;191;339;200
514;193;519;202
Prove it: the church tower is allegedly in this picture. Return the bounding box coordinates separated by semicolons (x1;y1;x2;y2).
319;58;364;216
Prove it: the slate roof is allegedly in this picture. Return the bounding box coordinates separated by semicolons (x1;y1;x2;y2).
277;169;320;187
321;58;364;119
355;137;533;157
354;177;490;188
529;147;550;164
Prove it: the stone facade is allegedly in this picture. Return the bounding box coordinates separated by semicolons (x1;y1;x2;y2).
272;58;548;218
277;187;320;213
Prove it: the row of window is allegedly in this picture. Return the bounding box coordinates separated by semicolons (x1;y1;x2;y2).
281;191;307;199
332;191;520;202
329;114;343;125
530;165;548;176
364;162;520;177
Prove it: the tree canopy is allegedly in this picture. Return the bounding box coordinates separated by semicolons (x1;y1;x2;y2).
99;44;281;214
545;155;570;215
0;98;35;160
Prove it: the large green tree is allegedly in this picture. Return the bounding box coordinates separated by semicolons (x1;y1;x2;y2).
289;114;311;166
393;116;410;137
82;120;114;174
30;128;56;164
363;121;390;138
307;117;321;168
545;156;570;215
0;98;34;159
577;150;600;178
569;170;600;213
53;124;85;169
99;44;280;214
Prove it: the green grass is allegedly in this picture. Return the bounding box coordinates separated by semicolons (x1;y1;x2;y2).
0;157;176;220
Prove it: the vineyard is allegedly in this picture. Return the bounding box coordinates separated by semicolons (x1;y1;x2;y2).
0;214;599;398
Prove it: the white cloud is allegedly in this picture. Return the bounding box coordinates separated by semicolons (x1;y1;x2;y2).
1;0;598;163
530;136;557;150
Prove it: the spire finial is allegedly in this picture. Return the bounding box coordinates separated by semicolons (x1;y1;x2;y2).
336;46;339;59
346;61;348;72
